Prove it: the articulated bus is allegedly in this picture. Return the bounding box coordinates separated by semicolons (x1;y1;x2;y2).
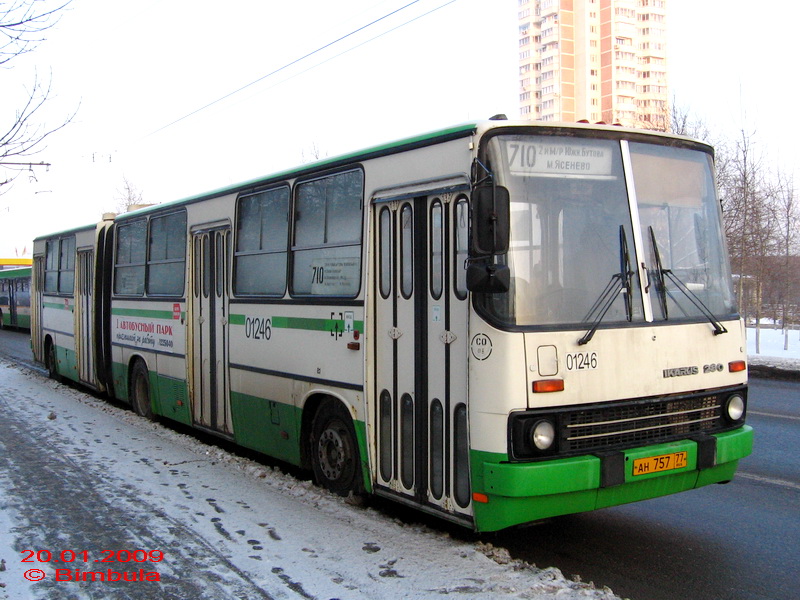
32;120;752;532
0;267;32;330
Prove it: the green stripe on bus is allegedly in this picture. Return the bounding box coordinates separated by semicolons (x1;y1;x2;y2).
43;302;70;309
273;316;328;331
109;308;360;331
111;307;183;320
0;268;31;279
5;315;32;328
230;313;364;333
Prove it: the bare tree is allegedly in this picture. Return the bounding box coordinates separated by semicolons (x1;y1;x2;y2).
769;171;798;350
671;99;800;351
300;142;327;164
1;0;70;65
114;176;145;213
1;0;75;192
717;128;783;353
669;99;713;141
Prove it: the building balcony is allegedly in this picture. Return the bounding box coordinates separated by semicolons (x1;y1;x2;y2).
540;2;558;18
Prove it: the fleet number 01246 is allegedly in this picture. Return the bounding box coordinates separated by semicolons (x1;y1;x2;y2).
565;352;598;370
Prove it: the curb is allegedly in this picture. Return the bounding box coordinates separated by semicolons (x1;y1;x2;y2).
748;364;800;382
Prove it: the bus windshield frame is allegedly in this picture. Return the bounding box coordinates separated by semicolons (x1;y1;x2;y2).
474;130;738;331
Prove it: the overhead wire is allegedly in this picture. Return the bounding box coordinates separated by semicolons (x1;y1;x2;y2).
147;0;446;138
223;0;459;112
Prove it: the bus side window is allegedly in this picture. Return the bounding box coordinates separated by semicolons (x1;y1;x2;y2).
430;200;443;300
379;207;392;299
114;221;147;296
291;170;363;297
147;211;187;296
58;236;76;294
234;187;290;297
45;240;59;292
454;197;469;299
400;203;413;299
42;236;76;295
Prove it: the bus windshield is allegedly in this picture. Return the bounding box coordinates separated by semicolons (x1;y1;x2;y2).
477;133;737;329
630;142;737;325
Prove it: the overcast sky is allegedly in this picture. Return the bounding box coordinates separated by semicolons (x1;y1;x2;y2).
1;0;796;257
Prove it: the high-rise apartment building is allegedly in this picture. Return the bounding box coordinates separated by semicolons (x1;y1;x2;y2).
518;0;668;130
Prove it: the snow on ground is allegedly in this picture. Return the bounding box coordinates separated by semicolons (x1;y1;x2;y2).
745;327;800;372
0;327;793;599
0;359;621;600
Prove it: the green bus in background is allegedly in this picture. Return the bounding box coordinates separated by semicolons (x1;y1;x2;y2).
0;267;31;330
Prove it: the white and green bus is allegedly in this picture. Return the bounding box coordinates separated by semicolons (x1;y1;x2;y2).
32;119;752;531
0;267;32;330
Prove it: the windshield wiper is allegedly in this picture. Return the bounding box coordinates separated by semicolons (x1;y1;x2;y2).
648;226;669;319
648;226;727;336
578;226;634;345
619;224;634;322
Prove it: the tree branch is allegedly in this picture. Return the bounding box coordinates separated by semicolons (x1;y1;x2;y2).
1;0;72;67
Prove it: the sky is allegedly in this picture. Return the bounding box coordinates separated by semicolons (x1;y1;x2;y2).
0;0;797;257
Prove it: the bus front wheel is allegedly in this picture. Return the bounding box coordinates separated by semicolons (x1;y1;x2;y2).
310;399;362;496
130;360;154;420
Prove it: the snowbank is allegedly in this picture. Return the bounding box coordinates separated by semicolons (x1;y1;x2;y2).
746;327;800;377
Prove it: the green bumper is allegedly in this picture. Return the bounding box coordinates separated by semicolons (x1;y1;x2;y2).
472;425;753;532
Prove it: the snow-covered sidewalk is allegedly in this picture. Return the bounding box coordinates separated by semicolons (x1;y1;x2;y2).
0;359;620;600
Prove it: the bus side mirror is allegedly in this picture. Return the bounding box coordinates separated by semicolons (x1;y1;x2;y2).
471;185;510;255
466;262;510;293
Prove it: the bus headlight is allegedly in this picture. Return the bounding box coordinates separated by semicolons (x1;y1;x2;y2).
509;413;559;459
724;394;745;423
531;419;556;450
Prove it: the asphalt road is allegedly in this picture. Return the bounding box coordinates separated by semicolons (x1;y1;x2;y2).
0;327;37;371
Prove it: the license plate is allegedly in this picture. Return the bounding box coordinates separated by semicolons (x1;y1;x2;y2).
632;451;688;476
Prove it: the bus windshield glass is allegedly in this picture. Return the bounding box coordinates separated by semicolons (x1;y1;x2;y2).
630;142;736;323
477;133;736;328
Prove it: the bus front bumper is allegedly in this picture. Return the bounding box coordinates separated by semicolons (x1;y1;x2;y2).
472;425;753;532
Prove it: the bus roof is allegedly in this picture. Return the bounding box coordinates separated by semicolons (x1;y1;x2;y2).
115;121;482;221
32;220;110;244
36;119;713;229
116;119;712;221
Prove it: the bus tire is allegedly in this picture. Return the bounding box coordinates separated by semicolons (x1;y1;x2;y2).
45;339;62;382
129;360;154;420
310;399;362;496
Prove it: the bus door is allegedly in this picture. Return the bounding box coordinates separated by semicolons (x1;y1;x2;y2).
373;193;472;519
190;226;233;436
75;249;95;385
7;278;17;326
31;257;44;361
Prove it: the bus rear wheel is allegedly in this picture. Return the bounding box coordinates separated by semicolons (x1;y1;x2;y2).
130;360;154;420
310;400;362;496
45;340;61;382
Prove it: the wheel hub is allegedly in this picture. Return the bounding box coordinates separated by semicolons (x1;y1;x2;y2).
317;428;345;480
